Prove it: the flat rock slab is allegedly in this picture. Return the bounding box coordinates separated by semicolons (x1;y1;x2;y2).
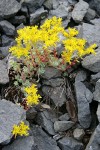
30;7;48;25
54;121;74;132
0;46;10;58
50;4;69;19
2;136;34;150
0;21;15;36
58;137;84;150
75;71;93;128
93;79;100;102
41;67;62;79
36;110;56;135
59;113;70;121
42;78;64;87
0;99;26;144
21;0;45;13
82;19;100;47
0;0;21;19
82;48;100;73
97;104;100;122
31;125;60;150
0;60;9;84
42;86;66;107
1;35;14;47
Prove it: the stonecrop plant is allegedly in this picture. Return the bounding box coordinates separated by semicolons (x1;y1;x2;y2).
12;121;30;138
24;84;41;106
9;16;97;107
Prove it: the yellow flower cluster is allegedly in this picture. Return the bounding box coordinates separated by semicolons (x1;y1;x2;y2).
62;28;97;63
9;16;64;58
9;16;96;64
12;121;30;138
24;84;41;106
62;38;96;63
62;27;79;38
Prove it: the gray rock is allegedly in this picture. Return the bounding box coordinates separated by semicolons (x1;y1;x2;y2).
30;7;48;25
0;46;10;57
85;88;93;103
58;137;84;150
91;72;100;82
9;15;26;25
54;121;74;132
56;43;64;55
82;20;100;47
0;0;21;19
97;104;100;122
21;0;45;13
90;18;100;26
0;20;15;36
93;79;100;102
59;113;70;121
42;78;64;87
72;0;89;23
1;35;14;47
16;23;25;30
0;60;9;84
26;107;37;120
89;0;100;15
75;25;83;38
43;0;59;10
50;4;70;20
0;99;26;144
68;0;77;5
36;110;56;135
82;49;100;73
41;67;62;79
42;86;66;107
21;6;28;17
2;136;35;150
85;124;100;150
85;8;96;21
31;125;60;150
53;133;65;141
62;18;71;29
59;0;69;6
75;80;92;128
75;70;87;82
73;128;85;140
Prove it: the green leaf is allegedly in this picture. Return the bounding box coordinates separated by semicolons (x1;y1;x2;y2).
23;66;28;73
38;67;45;75
22;80;31;87
14;81;19;86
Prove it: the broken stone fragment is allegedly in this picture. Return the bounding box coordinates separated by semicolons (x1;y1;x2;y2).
54;121;74;132
0;99;26;144
72;0;89;23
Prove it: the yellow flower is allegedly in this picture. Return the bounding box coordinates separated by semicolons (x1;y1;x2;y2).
12;124;20;138
18;121;30;136
61;51;72;63
24;84;41;106
12;121;30;138
62;27;79;38
67;27;79;37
